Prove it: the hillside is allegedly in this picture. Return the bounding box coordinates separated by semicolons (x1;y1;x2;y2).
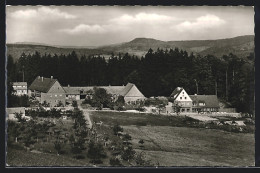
6;43;111;62
100;35;254;58
7;35;254;61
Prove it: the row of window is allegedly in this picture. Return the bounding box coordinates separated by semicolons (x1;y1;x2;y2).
16;90;27;93
49;94;63;97
193;103;206;106
179;97;187;100
13;86;27;88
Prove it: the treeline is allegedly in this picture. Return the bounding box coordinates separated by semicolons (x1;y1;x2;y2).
7;48;254;113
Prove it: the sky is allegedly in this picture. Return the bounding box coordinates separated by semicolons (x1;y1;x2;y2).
6;6;254;47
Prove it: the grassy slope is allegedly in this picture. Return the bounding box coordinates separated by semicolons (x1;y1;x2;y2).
90;111;254;166
6;147;90;167
124;126;254;166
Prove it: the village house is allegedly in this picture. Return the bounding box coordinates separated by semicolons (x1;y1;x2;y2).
29;76;66;107
168;87;193;113
63;83;146;104
189;95;220;113
12;82;27;96
166;87;220;113
6;107;30;121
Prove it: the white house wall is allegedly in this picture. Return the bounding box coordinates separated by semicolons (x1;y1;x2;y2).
175;89;192;102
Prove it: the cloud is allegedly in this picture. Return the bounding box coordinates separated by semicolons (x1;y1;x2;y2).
10;6;76;20
60;24;107;34
110;12;175;25
176;14;226;32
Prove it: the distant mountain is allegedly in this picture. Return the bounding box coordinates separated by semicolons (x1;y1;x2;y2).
99;35;254;58
6;43;111;62
6;35;254;61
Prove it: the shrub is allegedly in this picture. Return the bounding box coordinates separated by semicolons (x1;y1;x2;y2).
109;158;122;166
138;139;144;145
87;140;107;161
113;124;124;135
72;100;78;108
121;146;135;161
73;155;85;160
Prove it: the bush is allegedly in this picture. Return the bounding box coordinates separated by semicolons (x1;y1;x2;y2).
87;140;107;161
121;146;135;161
110;158;122;166
72;100;78;108
113;124;124;135
73;155;85;160
90;159;103;164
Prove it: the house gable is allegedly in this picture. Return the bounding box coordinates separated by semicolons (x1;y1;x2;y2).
175;89;192;102
47;81;66;94
124;84;145;98
170;87;192;102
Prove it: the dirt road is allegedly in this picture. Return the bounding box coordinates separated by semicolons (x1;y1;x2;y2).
78;105;92;129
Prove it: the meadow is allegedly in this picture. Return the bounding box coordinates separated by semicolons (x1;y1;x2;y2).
90;111;255;166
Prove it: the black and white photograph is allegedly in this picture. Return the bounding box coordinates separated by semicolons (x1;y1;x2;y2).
5;5;255;167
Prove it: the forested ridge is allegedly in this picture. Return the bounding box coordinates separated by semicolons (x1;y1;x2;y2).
7;47;254;114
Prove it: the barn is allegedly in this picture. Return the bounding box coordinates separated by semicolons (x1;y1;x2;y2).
29;76;66;107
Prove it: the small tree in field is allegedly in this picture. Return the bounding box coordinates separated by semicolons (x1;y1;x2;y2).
121;146;135;162
54;140;62;155
87;140;107;164
113;124;123;136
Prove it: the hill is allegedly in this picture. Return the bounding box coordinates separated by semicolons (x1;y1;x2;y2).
100;35;254;58
6;35;254;61
6;43;111;62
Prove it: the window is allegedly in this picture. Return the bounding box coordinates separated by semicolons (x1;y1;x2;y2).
55;95;57;97
199;103;205;106
60;95;62;97
185;97;187;99
180;97;182;99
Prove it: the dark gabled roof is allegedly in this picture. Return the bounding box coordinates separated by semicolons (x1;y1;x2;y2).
170;87;183;100
63;83;144;97
190;95;219;108
29;76;58;93
63;86;125;95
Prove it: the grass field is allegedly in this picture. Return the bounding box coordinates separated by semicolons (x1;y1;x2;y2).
6;147;89;167
90;111;255;166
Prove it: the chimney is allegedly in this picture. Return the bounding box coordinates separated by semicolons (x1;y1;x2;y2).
51;76;53;80
194;94;197;95
41;77;43;82
38;76;41;79
68;84;70;88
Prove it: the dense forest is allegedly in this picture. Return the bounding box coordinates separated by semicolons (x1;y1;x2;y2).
7;48;255;114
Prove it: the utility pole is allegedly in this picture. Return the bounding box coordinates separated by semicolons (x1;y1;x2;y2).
226;69;228;100
194;79;198;94
22;65;24;82
215;80;217;96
